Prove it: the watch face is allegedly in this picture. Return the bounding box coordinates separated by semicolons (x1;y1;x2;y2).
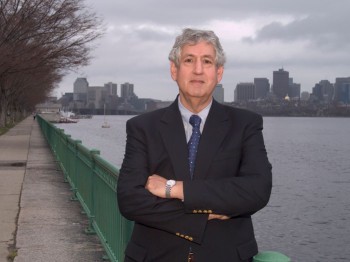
167;180;176;186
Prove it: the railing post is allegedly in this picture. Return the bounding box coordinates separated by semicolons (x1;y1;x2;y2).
64;134;71;175
85;148;100;235
70;139;82;199
54;128;64;155
253;251;291;262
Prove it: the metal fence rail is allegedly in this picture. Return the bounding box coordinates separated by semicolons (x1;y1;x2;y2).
37;115;133;262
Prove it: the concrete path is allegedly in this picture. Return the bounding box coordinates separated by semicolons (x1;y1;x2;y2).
0;118;31;261
0;117;105;262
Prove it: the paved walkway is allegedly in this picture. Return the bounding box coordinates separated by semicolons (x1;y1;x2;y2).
0;117;105;262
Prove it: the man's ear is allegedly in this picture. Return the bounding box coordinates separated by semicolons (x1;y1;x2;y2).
170;62;178;81
217;66;224;83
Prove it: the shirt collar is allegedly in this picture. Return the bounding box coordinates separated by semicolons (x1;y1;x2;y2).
178;97;212;126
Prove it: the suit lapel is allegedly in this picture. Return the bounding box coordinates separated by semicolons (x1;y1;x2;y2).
194;100;231;179
159;100;191;181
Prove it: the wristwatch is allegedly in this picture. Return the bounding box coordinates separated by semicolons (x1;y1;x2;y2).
165;180;176;198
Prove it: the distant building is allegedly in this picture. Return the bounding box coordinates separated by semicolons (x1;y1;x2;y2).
36;100;61;113
144;100;172;112
35;99;62;122
73;78;88;102
104;82;117;96
213;84;224;103
87;86;105;110
288;78;301;99
291;83;301;99
334;77;350;104
300;91;310;101
121;82;137;100
312;80;334;103
254;78;270;99
234;83;255;102
273;68;289;99
59;92;74;110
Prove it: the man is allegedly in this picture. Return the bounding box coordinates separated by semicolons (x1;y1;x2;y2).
117;28;272;262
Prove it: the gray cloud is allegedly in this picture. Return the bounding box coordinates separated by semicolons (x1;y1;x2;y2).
57;0;350;101
245;11;350;51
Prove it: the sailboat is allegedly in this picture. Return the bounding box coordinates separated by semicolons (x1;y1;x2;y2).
101;104;110;128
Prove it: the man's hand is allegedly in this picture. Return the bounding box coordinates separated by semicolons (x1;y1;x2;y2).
145;174;167;198
208;214;231;220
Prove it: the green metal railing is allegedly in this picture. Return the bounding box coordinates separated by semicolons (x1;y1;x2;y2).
37;114;291;262
37;115;133;262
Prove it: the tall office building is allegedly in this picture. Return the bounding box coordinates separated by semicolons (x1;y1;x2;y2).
312;80;334;102
273;68;289;99
288;78;301;99
334;77;350;104
254;78;270;99
73;77;88;103
87;86;104;109
213;84;224;103
234;83;255;102
300;91;310;101
121;82;137;100
291;83;301;99
104;82;117;96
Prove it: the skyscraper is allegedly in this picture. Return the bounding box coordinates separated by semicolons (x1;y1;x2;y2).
104;82;117;96
254;78;270;99
73;77;88;103
213;84;224;103
334;77;350;104
120;82;137;100
312;80;334;102
234;83;255;102
87;86;104;109
288;78;301;99
273;68;289;99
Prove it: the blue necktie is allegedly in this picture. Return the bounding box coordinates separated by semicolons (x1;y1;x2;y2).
188;115;201;179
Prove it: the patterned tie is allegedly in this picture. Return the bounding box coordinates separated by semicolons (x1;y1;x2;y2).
188;115;202;179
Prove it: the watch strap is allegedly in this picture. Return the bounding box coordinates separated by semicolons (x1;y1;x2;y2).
165;184;171;198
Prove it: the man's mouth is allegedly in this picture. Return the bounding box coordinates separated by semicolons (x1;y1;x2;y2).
190;80;205;84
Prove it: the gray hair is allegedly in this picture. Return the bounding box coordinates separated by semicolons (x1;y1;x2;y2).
168;28;226;68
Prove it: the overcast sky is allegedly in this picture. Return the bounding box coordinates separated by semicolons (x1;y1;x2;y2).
55;0;350;102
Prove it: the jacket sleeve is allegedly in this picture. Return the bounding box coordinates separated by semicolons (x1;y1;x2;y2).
183;113;272;217
117;118;208;244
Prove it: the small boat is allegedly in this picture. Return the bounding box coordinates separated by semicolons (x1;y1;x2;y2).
56;111;78;123
102;122;110;128
102;104;110;128
59;117;78;123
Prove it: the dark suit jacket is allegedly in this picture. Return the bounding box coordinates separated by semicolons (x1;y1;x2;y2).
117;98;272;262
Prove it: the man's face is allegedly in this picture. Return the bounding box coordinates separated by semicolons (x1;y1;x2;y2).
170;41;224;103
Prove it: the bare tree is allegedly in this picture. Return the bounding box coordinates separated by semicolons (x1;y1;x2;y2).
0;0;104;126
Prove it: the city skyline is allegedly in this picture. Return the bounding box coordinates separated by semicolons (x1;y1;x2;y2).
55;0;350;102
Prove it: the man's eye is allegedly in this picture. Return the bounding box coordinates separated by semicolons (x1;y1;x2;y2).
204;59;213;64
184;58;193;63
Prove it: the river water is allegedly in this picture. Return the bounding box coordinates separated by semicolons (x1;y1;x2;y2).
57;115;350;262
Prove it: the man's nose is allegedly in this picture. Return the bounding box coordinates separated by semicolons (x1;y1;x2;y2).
193;60;203;74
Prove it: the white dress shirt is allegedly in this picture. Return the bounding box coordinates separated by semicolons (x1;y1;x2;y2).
178;98;212;142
